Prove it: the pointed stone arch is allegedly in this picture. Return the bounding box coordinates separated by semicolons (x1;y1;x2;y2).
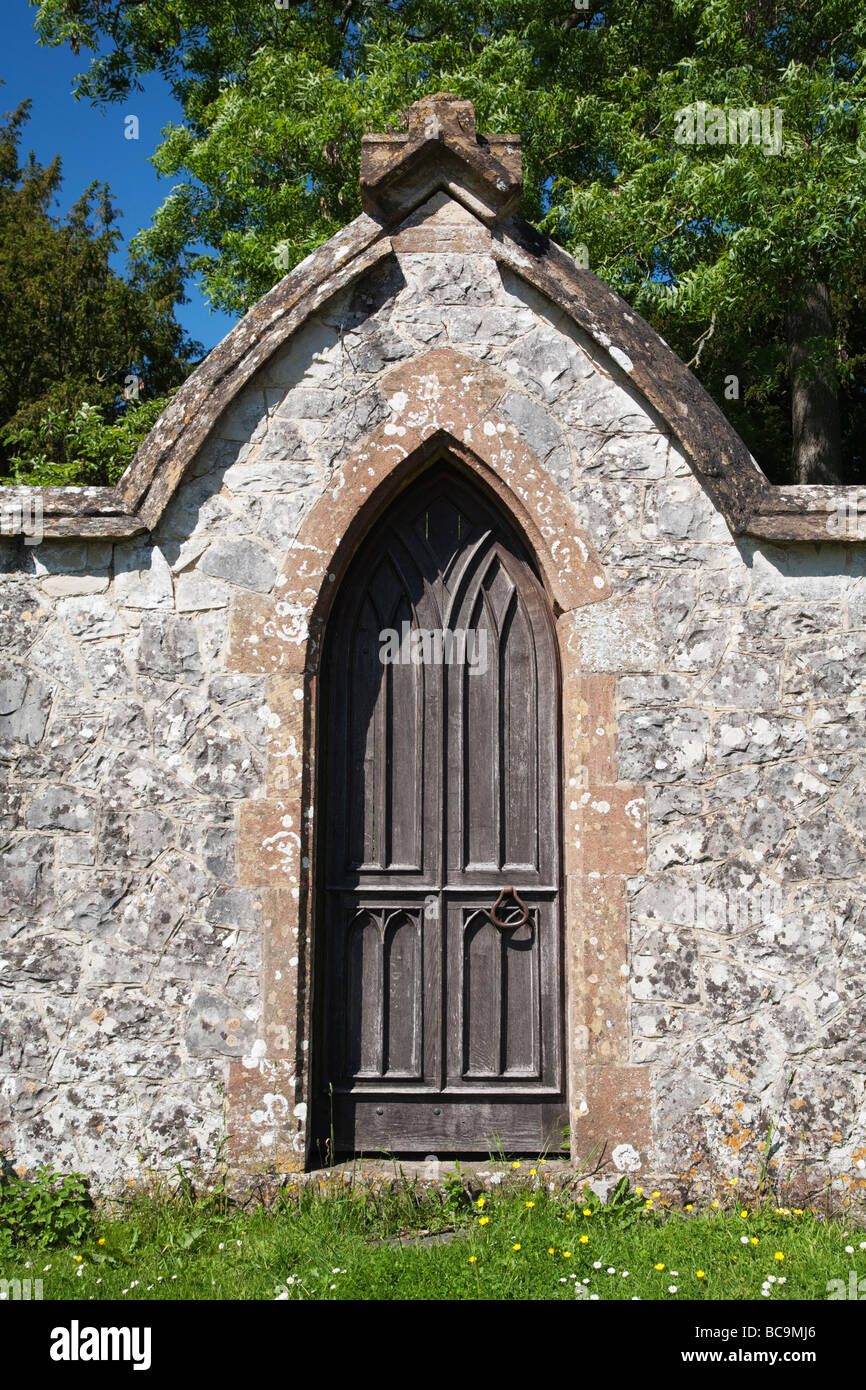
227;348;610;678
226;348;650;1172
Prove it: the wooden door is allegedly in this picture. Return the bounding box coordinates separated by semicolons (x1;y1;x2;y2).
315;464;564;1155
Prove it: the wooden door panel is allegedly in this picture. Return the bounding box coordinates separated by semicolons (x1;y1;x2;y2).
346;594;384;870
342;908;425;1079
346;910;384;1076
457;577;540;873
386;630;423;869
446;542;557;888
500;592;538;870
461;589;499;869
461;910;540;1079
328;898;435;1088
342;1098;566;1154
330;547;441;886
317;465;565;1155
446;897;560;1089
382;909;423;1076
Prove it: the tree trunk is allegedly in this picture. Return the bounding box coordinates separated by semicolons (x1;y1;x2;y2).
787;280;842;484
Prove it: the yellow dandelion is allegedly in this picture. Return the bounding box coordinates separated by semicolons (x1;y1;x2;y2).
582;1208;592;1216
565;1212;573;1220
712;1200;719;1208
97;1238;105;1246
74;1255;83;1263
740;1210;749;1218
793;1208;804;1215
685;1203;693;1211
477;1196;486;1209
563;1251;571;1258
548;1247;555;1255
525;1201;535;1209
654;1263;665;1271
530;1168;537;1176
513;1243;521;1251
579;1235;589;1244
511;1161;520;1170
468;1256;477;1264
636;1186;643;1196
696;1270;706;1279
750;1237;759;1246
652;1191;660;1199
774;1252;785;1261
478;1216;490;1226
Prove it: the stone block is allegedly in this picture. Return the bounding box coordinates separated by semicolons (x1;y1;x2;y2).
568;599;662;673
199;539;277;594
114;542;174;609
581;785;646;875
571;1064;652;1165
186;991;257;1058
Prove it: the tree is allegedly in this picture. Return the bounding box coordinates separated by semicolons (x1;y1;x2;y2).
32;0;866;483
0;98;201;485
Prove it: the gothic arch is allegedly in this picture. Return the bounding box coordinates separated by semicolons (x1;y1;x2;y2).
227;349;650;1172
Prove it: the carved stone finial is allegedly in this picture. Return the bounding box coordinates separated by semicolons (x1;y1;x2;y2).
360;94;522;225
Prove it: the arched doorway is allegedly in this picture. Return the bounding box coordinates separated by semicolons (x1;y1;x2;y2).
312;459;565;1156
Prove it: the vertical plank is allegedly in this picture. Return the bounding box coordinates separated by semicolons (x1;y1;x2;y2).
346;911;384;1076
388;612;421;867
383;909;422;1076
463;911;501;1076
464;592;498;867
347;595;383;868
501;591;536;869
502;917;539;1076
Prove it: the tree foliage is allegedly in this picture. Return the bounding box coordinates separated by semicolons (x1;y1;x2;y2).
31;0;866;481
0;98;200;485
2;398;172;487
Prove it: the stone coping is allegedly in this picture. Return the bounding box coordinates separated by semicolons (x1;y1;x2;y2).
1;96;861;547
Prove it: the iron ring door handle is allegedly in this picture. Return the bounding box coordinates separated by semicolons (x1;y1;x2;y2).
486;885;530;930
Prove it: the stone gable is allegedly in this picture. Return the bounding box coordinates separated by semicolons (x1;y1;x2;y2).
1;96;865;1195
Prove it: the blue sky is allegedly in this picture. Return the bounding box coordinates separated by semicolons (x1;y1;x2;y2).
4;2;236;353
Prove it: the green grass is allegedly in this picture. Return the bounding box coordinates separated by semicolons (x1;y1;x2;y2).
2;1173;865;1301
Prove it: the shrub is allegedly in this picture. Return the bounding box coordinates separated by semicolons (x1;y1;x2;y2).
0;1163;93;1250
0;396;172;487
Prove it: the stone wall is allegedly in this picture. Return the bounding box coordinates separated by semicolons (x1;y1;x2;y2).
2;192;866;1194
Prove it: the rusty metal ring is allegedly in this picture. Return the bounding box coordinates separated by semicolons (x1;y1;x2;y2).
486;885;530;930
